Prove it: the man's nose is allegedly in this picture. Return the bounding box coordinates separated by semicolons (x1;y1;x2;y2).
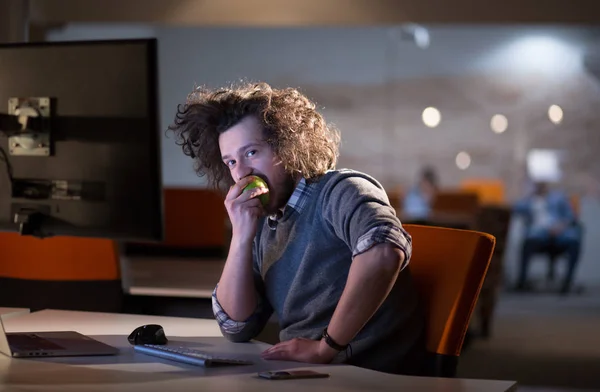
235;163;253;182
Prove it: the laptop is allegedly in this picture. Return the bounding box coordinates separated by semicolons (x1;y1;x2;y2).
0;315;119;358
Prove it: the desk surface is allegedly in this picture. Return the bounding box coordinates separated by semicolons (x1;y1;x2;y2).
122;257;224;298
2;309;222;337
0;307;30;320
0;310;517;392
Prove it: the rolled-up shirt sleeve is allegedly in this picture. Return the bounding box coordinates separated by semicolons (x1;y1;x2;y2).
211;276;273;343
211;285;268;335
353;223;413;269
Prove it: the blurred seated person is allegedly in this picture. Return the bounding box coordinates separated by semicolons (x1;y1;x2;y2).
513;181;582;294
402;166;438;222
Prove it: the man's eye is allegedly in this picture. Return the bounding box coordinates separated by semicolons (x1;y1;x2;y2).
246;150;256;157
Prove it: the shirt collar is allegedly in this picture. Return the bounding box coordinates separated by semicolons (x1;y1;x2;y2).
286;177;313;214
268;177;315;221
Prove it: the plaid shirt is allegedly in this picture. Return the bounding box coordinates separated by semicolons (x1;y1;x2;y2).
212;177;412;333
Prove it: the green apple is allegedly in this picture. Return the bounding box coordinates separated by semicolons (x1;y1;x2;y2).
243;175;270;206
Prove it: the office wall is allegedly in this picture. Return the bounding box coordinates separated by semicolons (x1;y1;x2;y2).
47;24;600;192
46;24;600;287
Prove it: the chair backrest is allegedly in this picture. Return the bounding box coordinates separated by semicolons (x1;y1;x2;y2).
0;233;122;312
161;187;227;248
432;191;480;216
475;205;512;256
460;178;505;205
0;234;119;281
403;224;496;377
385;185;404;210
126;188;228;253
122;187;228;260
569;194;580;217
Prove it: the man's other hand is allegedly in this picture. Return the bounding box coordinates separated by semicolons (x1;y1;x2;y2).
261;337;338;364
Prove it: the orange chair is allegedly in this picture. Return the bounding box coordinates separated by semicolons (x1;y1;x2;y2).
0;234;122;312
460;179;505;206
403;224;496;377
569;194;580;217
432;191;480;216
385;185;404;210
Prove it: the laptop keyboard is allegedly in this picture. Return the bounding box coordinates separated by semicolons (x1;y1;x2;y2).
7;334;65;351
134;344;254;367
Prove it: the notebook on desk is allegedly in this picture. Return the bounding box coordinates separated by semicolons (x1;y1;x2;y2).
0;315;118;358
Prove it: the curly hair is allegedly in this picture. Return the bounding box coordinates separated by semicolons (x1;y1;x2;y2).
168;82;341;190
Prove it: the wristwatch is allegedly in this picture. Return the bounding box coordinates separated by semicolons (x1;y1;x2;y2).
321;328;348;351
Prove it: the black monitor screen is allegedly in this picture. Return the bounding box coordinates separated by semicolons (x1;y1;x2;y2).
0;38;163;241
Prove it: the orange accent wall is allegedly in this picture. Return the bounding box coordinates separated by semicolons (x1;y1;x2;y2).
0;234;119;281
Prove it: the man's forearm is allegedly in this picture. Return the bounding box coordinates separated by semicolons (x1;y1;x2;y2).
320;243;403;353
216;237;258;321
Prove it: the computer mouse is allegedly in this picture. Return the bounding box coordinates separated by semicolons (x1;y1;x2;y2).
128;324;168;345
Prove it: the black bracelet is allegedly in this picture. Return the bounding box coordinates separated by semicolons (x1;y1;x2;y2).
322;328;348;351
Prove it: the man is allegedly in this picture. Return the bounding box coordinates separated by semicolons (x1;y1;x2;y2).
403;166;439;221
514;181;582;294
168;82;425;375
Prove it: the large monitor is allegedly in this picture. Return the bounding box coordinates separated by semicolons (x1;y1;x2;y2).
0;39;163;241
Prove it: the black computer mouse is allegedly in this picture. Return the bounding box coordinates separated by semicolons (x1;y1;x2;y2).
128;324;168;345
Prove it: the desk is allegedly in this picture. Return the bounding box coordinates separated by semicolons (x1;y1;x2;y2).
0;310;517;391
2;309;221;336
122;257;224;298
0;308;29;320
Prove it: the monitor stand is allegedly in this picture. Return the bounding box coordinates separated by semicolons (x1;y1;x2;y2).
13;207;50;238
